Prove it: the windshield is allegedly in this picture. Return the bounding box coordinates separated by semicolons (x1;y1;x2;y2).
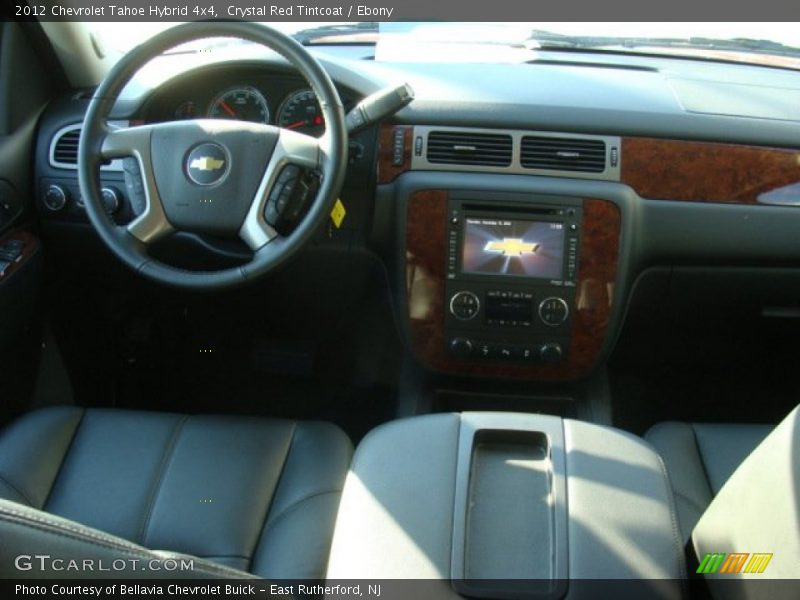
87;22;800;70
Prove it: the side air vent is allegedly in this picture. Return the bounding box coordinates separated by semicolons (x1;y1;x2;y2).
520;136;606;173
49;124;124;171
52;126;81;166
427;131;513;167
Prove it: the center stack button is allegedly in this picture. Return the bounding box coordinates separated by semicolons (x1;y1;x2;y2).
450;291;480;321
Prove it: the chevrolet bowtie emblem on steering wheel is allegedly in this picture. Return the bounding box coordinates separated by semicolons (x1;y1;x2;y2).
186;142;229;185
190;157;225;171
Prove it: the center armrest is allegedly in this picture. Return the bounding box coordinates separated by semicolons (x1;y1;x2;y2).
326;412;685;598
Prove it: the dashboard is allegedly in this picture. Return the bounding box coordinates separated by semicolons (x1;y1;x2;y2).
32;47;800;383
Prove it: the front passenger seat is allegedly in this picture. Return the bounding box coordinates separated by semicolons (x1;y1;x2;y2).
646;420;771;542
648;405;800;583
0;407;353;578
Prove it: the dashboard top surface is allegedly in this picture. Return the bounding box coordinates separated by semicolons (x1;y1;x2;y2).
103;46;800;149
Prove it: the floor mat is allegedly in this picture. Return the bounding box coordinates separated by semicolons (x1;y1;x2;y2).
49;265;400;444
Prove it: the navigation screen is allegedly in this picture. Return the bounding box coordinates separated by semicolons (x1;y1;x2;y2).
461;217;565;279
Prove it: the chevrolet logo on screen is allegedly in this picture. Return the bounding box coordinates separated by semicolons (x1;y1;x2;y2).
190;157;225;171
484;238;540;257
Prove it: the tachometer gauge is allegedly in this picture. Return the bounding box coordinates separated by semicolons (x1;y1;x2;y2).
208;86;270;124
277;89;325;137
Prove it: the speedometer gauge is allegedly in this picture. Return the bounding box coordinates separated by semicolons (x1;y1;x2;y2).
277;89;325;137
208;86;270;124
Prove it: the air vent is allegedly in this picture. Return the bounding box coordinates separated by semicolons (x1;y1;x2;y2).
52;127;81;166
427;131;512;167
520;136;606;173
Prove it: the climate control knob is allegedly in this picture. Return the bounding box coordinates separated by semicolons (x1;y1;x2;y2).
449;291;480;321
43;184;68;212
100;187;122;215
448;337;474;359
539;297;569;326
540;342;563;365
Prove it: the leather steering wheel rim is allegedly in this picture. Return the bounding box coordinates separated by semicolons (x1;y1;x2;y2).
78;22;348;290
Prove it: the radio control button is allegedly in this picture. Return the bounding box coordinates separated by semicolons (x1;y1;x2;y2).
449;291;480;320
514;346;535;361
476;342;493;358
448;337;474;359
539;297;569;326
540;342;564;364
497;346;514;360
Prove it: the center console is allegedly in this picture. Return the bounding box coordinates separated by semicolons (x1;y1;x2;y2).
327;412;685;596
405;190;621;380
443;193;582;366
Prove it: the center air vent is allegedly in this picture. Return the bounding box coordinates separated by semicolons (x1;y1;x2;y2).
520;136;606;173
427;131;513;167
52;126;81;166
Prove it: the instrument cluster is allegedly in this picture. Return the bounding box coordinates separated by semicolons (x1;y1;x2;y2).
144;71;353;138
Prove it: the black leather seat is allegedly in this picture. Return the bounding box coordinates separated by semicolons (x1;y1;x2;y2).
645;420;771;542
0;407;352;578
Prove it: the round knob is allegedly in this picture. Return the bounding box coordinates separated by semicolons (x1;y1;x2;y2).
538;297;569;327
448;338;474;359
100;187;122;215
540;342;563;365
449;291;480;321
43;184;68;211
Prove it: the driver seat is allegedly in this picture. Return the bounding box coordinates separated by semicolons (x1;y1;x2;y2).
0;407;352;578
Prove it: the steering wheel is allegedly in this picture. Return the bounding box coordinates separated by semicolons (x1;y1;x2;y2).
78;22;347;290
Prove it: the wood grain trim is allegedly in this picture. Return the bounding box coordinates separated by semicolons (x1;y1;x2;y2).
0;230;39;285
405;192;620;380
377;124;413;184
621;137;800;205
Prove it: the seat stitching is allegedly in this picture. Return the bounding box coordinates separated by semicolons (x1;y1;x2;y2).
262;489;342;533
0;473;34;506
0;510;247;578
1;504;154;550
138;414;188;546
42;408;87;510
689;424;715;497
247;422;296;571
652;451;689;582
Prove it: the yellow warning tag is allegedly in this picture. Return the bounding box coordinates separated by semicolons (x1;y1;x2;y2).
330;198;346;229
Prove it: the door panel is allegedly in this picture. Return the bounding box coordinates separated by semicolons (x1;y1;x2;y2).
0;20;59;418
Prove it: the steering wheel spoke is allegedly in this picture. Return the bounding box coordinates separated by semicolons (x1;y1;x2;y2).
101;125;173;245
101;125;150;159
240;129;323;251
